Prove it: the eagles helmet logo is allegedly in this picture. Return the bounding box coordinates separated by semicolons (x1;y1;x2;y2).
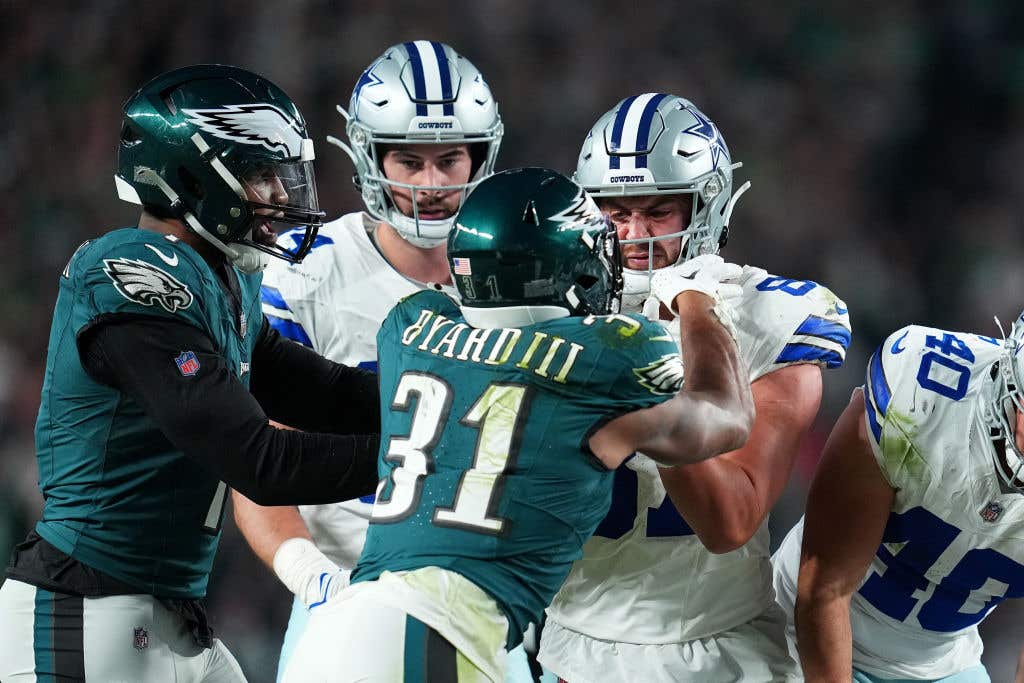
182;104;304;157
633;353;686;395
549;190;605;233
103;258;194;313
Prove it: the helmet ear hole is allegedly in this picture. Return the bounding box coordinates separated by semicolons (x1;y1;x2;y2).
575;274;598;289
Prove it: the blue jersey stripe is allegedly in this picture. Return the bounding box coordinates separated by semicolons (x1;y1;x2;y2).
430;41;454;116
266;314;312;347
865;392;883;442
634;93;668;168
775;343;844;368
868;347;891;417
795;315;852;348
403;42;428;116
260;285;290;312
608;95;639;170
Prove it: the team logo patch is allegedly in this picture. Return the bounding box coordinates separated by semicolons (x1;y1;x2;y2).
980;501;1003;523
633;354;686;395
182;104;305;157
175;351;201;376
133;627;149;650
104;258;194;313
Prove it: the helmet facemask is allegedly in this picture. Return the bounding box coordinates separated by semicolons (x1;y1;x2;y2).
978;322;1024;493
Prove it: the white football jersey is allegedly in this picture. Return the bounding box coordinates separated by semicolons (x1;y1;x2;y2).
773;325;1024;679
261;212;455;567
544;266;850;646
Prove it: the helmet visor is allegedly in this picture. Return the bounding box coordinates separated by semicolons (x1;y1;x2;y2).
239;159;324;262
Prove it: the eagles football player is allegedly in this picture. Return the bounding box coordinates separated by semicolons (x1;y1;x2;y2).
0;65;382;682
281;167;754;683
226;42;509;681
773;319;1024;681
539;93;850;682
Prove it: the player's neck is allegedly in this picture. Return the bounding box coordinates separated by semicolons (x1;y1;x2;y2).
375;220;452;285
138;211;222;266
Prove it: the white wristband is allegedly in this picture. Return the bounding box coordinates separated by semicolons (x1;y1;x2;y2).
272;537;349;608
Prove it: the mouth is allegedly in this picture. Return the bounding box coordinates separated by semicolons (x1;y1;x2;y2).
623;252;653;270
252;218;278;247
415;207;453;221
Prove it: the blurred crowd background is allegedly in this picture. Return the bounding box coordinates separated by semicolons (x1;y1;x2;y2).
2;1;1023;680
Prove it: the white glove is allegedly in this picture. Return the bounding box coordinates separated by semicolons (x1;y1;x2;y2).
649;254;743;311
272;537;350;609
650;254;743;342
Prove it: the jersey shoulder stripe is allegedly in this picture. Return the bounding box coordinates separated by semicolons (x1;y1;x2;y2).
865;343;893;443
266;314;312;347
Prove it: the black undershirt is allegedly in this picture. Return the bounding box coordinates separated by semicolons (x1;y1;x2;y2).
75;313;382;506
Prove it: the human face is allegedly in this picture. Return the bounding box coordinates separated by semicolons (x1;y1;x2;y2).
599;195;692;271
242;165;290;248
380;144;473;221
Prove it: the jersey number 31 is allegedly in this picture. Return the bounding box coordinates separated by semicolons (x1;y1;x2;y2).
370;372;530;535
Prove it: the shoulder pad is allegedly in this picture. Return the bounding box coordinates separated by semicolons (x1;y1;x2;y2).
735;269;850;377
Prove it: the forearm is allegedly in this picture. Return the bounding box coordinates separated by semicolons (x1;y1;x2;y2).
795;592;855;681
250;318;380;434
82;316;381;506
232;492;311;569
675;293;754;438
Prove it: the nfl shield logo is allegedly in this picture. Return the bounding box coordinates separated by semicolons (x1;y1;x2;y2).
175;351;201;376
980;501;1003;523
133;627;149;650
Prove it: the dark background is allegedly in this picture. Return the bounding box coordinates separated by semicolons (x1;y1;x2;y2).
1;1;1022;680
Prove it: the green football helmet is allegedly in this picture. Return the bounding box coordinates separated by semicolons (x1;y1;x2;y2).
115;64;325;273
449;167;623;328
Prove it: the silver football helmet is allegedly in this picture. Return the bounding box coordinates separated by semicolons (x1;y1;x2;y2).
328;41;503;248
978;315;1024;493
575;93;750;304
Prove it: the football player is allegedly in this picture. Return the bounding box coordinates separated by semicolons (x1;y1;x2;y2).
0;66;383;682
227;41;506;681
538;93;851;682
772;319;1024;681
280;166;755;683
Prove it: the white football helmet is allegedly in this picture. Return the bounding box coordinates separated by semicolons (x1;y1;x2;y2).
978;315;1024;493
575;93;749;304
329;41;503;248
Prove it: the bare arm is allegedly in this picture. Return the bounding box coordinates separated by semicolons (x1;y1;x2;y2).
796;389;895;681
590;290;754;468
659;363;823;553
1016;645;1024;683
232;491;311;569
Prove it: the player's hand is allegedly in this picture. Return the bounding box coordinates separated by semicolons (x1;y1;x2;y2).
650;254;743;312
272;537;351;609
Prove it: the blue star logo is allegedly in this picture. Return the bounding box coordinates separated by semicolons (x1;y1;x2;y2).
353;67;384;102
681;107;731;170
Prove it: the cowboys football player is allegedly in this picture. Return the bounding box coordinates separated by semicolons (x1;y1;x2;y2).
0;65;382;682
538;93;851;682
227;41;508;680
281;167;754;683
773;319;1024;681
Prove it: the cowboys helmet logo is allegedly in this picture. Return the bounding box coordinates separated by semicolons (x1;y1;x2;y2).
182;104;304;157
549;190;605;233
633;353;685;395
103;258;194;313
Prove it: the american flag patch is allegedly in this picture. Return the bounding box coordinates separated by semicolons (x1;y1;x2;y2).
175;351;200;376
452;257;472;275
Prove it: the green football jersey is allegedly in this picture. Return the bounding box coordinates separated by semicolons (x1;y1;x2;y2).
34;228;262;598
352;290;684;645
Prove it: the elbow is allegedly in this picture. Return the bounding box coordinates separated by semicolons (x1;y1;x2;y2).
700;523;757;554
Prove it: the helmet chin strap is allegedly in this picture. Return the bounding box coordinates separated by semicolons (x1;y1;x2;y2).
136;167;268;274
